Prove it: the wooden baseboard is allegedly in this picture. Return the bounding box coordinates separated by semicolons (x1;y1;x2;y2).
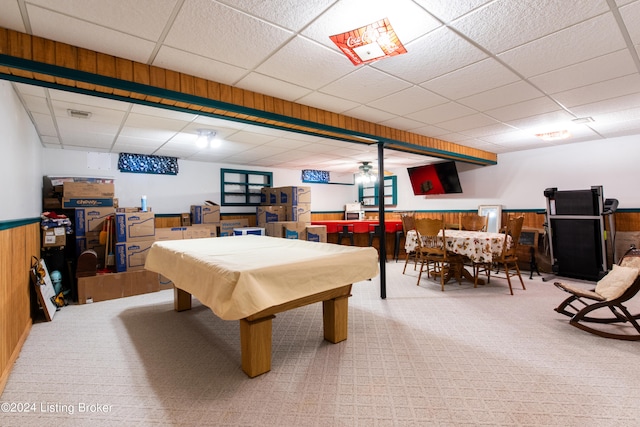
0;319;32;395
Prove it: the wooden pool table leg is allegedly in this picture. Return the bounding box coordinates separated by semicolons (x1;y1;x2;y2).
240;315;275;378
323;294;350;343
174;287;192;311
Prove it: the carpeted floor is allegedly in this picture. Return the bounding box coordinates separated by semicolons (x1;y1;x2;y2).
2;261;640;426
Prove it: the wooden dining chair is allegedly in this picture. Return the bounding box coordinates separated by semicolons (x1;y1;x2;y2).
415;217;463;291
401;213;417;274
460;213;488;231
493;215;526;295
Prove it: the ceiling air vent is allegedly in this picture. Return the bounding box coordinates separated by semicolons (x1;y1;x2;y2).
67;109;92;119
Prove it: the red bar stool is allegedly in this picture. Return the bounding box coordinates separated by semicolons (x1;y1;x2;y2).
337;224;354;245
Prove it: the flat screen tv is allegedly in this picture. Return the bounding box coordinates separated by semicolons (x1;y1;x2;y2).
407;161;463;195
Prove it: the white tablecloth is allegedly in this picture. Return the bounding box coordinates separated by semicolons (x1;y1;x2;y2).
145;235;379;320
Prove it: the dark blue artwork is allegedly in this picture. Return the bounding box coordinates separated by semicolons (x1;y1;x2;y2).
301;169;329;183
118;153;179;175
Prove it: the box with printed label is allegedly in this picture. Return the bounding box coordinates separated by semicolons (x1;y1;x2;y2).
115;211;155;242
190;204;221;224
74;207;115;237
277;186;311;206
219;218;249;236
42;227;66;247
265;221;297;238
306;225;327;243
63;182;115;208
115;239;155;272
260;187;278;205
283;222;307;240
285;203;311;223
154;227;186;241
256;205;285;226
233;227;265;236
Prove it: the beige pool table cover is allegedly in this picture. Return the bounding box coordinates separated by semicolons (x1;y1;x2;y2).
145;235;379;320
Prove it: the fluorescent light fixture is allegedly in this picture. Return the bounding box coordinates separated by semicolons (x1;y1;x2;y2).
330;18;407;66
535;130;571;141
196;129;217;149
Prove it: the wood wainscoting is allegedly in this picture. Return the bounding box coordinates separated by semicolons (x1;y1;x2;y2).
0;221;40;394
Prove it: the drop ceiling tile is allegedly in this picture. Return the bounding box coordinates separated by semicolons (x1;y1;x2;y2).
153;46;249;86
373;27;487;84
505;110;576;133
553;74;640;108
435;113;502;133
124;113;190;132
379;116;432;131
13;83;46;97
406;102;476;124
414;0;494;22
459;122;518;138
450;0;609;54
342;105;397;123
571;94;640;119
216;0;336;31
457;81;543;111
31;112;57;137
498;13;627;78
50;89;131;111
27;0;177;39
165;0;293;69
620;1;640;45
486;97;561;122
421;58;521;100
236;73;312;102
25;4;158;63
0;2;26;32
256;36;355;90
320;67;412;104
529;50;637;94
295;91;360;114
368;86;447;116
19;94;50;115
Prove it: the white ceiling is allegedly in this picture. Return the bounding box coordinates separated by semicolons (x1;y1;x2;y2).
3;0;640;174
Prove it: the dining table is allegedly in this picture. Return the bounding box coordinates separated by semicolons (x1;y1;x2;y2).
405;229;511;285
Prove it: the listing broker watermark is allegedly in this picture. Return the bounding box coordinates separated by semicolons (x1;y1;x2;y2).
1;401;113;415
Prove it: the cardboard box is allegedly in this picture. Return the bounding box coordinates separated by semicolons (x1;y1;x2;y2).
77;270;160;304
219;218;249;236
285;203;311;222
115;211;155;242
265;221;298;238
233;227;265;236
154;227;186;241
62;181;115;208
191;204;221;224
115;239;155;272
306;225;327;243
277;186;311;206
283;222;307;240
260;187;278;205
64;181;115;198
180;213;191;226
184;225;215;239
74;207;115;237
42;227;66;247
256;205;285;226
615;231;640;263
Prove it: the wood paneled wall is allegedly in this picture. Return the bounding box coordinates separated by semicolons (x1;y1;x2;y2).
0;222;40;393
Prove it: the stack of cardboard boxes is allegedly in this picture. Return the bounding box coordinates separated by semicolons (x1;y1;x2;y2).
257;186;326;242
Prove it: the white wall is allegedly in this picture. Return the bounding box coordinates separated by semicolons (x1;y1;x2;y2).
392;135;640;211
0;81;43;221
3;80;639;219
40;149;356;214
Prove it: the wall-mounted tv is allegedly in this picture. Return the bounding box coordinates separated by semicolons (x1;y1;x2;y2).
407;161;463;195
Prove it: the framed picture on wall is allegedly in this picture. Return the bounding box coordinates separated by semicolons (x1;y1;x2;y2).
478;205;502;233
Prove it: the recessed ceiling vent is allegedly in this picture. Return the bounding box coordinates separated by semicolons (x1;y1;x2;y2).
67;109;92;119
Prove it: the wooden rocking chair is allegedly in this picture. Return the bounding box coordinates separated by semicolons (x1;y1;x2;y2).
554;247;640;341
